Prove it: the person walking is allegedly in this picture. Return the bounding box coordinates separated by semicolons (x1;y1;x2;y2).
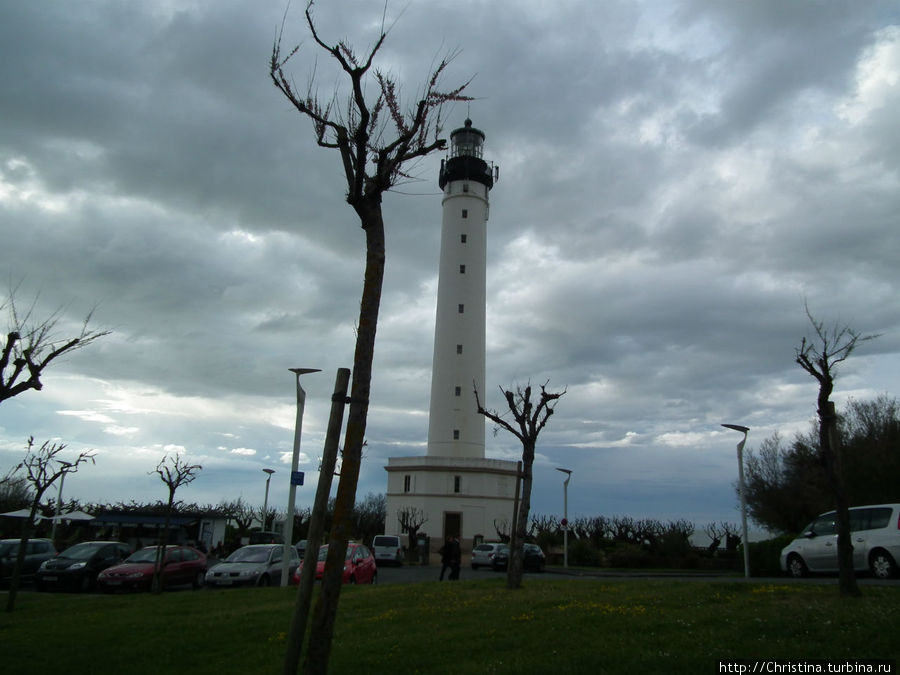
448;535;461;581
438;536;453;581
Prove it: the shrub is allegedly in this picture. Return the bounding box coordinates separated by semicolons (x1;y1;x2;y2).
746;534;795;577
567;538;603;566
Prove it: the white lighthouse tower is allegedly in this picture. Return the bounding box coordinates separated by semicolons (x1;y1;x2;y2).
385;120;518;550
428;118;493;459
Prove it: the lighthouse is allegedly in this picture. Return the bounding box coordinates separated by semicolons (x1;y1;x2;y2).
384;120;518;550
428;119;494;459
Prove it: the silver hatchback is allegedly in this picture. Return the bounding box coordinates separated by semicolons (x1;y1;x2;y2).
470;542;507;570
780;503;900;579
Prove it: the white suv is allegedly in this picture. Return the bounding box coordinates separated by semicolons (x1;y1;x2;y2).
372;535;404;566
780;503;900;579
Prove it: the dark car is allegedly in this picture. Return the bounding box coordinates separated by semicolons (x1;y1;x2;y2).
96;545;207;592
0;538;57;585
35;541;131;592
492;543;546;572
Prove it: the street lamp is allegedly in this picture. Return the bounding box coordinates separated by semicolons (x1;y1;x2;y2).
281;367;320;586
721;423;751;578
50;460;74;543
262;468;275;530
556;467;572;569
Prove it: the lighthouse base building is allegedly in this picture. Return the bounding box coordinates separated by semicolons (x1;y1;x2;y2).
384;120;518;553
384;456;518;551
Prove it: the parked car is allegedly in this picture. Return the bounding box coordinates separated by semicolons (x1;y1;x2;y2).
96;545;207;591
493;543;546;572
291;542;377;585
35;541;131;592
780;503;900;579
470;542;507;570
0;538;56;585
372;534;404;566
206;544;298;587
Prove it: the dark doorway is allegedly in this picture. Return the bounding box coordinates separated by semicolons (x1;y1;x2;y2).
443;512;461;540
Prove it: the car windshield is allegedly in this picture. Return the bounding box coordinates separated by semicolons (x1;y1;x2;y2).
226;547;271;563
58;542;105;560
126;547;165;563
0;542;18;557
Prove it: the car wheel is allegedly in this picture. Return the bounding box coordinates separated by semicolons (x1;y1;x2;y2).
787;554;808;578
258;574;270;587
348;575;356;585
371;571;378;585
869;550;898;579
80;575;92;593
192;571;205;589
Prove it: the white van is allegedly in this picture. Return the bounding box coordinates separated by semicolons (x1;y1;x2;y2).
372;535;404;566
780;503;900;579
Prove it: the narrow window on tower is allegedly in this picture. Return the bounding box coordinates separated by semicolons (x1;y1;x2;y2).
462;209;468;218
453;430;460;440
460;234;467;243
454;476;461;493
458;304;464;313
459;264;466;274
455;386;461;397
456;344;463;354
403;475;411;493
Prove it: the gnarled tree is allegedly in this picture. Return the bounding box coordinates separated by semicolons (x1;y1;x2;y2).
150;454;202;595
2;287;108;405
270;3;471;672
5;437;94;612
475;381;565;589
795;307;876;598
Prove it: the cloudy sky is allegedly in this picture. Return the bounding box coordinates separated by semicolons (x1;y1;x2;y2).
2;1;898;534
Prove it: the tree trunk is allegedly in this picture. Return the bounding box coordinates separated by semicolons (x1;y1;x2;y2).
820;400;860;597
283;368;349;675
302;203;385;675
5;501;40;613
508;444;535;590
153;491;175;595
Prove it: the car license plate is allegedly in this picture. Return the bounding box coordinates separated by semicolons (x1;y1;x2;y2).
106;580;122;586
218;579;232;585
44;576;57;582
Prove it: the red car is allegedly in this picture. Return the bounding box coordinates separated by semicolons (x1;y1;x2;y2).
291;543;377;585
96;545;206;592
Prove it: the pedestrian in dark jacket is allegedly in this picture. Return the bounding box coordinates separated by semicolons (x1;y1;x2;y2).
438;536;454;581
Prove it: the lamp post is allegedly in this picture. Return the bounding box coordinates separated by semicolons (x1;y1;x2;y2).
722;423;751;578
556;467;572;569
262;468;275;530
281;367;320;586
50;460;73;544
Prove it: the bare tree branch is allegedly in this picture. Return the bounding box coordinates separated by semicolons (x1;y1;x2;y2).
1;287;109;404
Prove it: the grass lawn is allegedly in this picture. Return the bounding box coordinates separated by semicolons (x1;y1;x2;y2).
2;579;898;674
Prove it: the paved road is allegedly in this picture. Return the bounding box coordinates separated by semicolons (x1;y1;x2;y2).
375;563;900;587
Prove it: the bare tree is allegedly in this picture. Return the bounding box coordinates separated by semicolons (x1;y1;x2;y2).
222;497;257;544
1;287;108;405
475;381;565;589
704;523;724;553
795;308;876;597
150;454;202;595
397;506;428;562
5;437;94;612
493;517;511;543
270;3;472;671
